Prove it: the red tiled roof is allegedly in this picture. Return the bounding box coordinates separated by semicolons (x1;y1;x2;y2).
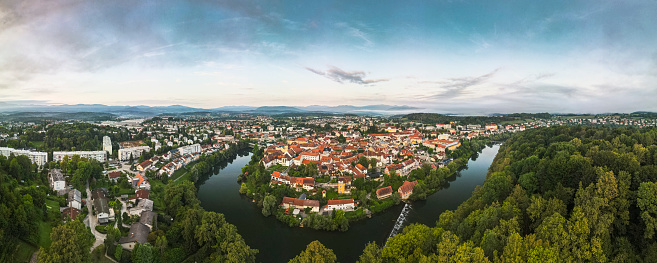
399;180;418;195
376;186;393;197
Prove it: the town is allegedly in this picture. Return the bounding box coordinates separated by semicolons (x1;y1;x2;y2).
1;112;657;262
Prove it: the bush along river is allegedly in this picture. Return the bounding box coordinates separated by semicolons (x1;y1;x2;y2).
197;143;501;262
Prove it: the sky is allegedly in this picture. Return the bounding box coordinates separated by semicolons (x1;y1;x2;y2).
1;0;657;114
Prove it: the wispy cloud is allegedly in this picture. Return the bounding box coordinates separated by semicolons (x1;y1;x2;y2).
305;66;388;85
422;68;500;99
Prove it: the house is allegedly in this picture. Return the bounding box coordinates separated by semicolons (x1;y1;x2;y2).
376;186;393;200
398;180;418;200
281;197;320;213
130;189;150;201
132;173;151;190
49;169;65;191
137;160;152;171
355;164;368;174
337;176;351;194
118;222;150;251
108;171;122;182
326;199;356;211
129;199;153;216
68;189;82;210
139;210;157;230
92;188;114;224
62;207;80;222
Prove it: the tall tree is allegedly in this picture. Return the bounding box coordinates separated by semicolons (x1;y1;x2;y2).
289;240;337;263
37;220;93;263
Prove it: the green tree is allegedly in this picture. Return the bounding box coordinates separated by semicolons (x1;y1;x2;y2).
37;220;93;263
132;243;154;263
262;195;277;217
357;242;382;263
114;246;123;261
289;240;337;263
638;182;657;239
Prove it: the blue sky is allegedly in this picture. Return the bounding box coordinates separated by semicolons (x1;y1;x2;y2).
1;0;656;113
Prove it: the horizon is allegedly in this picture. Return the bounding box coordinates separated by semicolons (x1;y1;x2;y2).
1;1;657;114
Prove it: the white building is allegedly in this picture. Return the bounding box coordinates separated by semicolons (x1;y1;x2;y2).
326;199;356;211
103;136;112;155
0;147;48;166
178;144;201;155
49;169;66;191
118;146;151;162
68;189;82;210
53;151;107;163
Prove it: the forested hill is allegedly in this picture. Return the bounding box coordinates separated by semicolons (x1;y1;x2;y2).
352;126;657;262
402;113;551;125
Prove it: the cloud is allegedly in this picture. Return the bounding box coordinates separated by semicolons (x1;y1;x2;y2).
305;66;388;85
422;68;500;99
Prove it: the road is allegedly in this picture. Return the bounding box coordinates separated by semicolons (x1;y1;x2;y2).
85;180;106;251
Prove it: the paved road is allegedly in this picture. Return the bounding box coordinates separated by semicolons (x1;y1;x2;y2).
85;180;107;251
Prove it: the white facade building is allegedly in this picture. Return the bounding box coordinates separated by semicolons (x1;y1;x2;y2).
53;151;107;163
118;146;151;161
178;144;201;155
0;147;48;166
103;136;112;155
49;169;66;191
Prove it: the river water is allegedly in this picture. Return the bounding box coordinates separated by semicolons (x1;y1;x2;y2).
198;144;500;262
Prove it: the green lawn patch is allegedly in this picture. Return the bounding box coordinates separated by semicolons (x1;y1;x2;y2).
14;240;38;263
38;221;53;248
169;167;188;181
45;199;59;211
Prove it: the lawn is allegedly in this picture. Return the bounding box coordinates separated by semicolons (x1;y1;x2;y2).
38;222;53;248
45;199;59;211
169;167;189;182
14;240;38;263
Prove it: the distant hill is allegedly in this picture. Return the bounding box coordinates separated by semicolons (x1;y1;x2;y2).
0;112;118;122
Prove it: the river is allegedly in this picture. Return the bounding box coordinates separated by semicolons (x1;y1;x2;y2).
197;144;500;262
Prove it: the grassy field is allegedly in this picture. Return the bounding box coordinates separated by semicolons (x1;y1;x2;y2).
170;167;188;180
14;240;38;263
45;199;59;211
38;222;52;248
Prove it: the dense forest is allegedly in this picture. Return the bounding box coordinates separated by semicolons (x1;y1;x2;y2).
341;126;657;262
43;123;131;151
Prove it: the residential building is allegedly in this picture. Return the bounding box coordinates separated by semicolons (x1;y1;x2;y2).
68;189;82;210
326;199;356;211
49;169;65;191
139;210;157;230
118;222;150;251
118;146;151;162
376;186;393;200
129;199;153;216
0;147;48;166
62;207;80;222
92;188;114;224
281;197;320;213
103;136;112;155
398;180;418;200
53;151;107;163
